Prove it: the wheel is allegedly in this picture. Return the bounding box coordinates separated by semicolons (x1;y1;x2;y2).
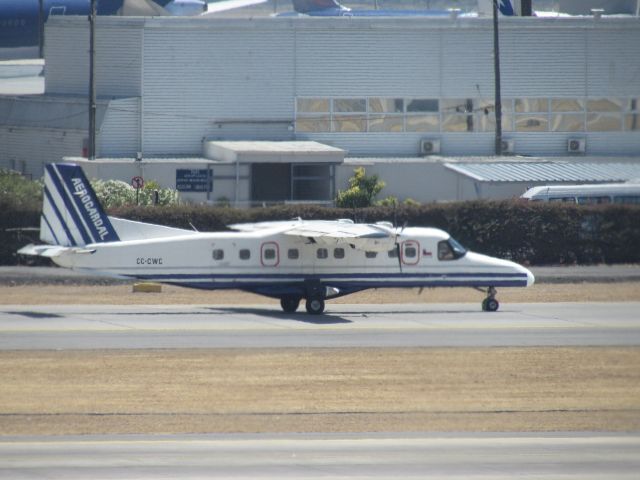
280;297;300;313
485;298;499;312
481;298;489;311
305;297;325;315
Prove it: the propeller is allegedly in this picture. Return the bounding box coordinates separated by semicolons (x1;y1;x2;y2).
394;221;407;273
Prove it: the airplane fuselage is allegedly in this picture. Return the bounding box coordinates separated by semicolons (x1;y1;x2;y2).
52;226;534;299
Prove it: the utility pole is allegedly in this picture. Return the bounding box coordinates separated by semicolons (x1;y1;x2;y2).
493;0;503;156
38;0;44;58
88;0;97;160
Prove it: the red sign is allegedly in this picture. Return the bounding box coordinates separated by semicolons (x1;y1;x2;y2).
131;176;144;189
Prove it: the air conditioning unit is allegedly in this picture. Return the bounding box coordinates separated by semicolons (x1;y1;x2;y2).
501;139;515;154
420;139;440;155
567;138;586;153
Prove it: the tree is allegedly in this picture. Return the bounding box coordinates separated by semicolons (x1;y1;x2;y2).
335;167;385;208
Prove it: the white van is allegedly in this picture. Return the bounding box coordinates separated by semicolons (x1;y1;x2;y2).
521;183;640;205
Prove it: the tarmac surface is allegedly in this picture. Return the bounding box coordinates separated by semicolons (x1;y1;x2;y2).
1;433;639;479
1;302;639;349
2;266;638;478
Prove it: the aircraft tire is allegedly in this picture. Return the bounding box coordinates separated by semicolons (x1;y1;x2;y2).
280;297;300;313
485;298;499;312
305;297;325;315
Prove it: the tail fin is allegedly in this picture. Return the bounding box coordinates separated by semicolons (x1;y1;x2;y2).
292;0;344;14
41;163;120;247
477;0;518;16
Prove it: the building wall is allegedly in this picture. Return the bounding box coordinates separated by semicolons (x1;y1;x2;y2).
3;15;640;180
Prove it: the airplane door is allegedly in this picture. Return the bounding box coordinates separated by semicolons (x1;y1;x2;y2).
261;242;279;267
401;240;420;266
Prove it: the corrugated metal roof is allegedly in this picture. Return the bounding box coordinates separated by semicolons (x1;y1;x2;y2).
445;162;640;183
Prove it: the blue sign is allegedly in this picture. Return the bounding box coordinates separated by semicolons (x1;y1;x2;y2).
176;169;212;192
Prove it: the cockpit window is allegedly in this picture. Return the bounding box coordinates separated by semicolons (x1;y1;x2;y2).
437;238;467;261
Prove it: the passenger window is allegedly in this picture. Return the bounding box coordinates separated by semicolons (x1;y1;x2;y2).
334;248;345;259
264;248;276;260
212;249;224;260
239;249;250;260
388;249;398;258
288;248;299;260
317;248;328;259
405;246;417;258
365;251;377;258
577;196;611;205
614;196;640;204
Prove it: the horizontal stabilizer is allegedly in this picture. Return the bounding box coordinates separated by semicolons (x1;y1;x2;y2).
18;244;71;258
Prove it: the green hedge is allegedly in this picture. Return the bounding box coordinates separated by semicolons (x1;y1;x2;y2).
3;201;640;266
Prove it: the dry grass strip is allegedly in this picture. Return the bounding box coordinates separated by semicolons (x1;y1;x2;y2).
1;347;639;435
1;282;639;305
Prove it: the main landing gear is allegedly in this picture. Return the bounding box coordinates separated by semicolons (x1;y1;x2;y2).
481;286;499;312
280;296;301;313
278;296;326;314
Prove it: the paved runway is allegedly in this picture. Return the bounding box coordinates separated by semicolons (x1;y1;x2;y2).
1;302;639;349
1;433;639;479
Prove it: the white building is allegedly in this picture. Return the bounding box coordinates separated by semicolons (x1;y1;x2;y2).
1;14;639;203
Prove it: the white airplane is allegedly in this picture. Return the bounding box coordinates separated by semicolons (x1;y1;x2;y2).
19;163;534;314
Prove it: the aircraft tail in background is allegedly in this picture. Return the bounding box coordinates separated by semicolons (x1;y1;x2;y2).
293;0;519;16
40;163;120;247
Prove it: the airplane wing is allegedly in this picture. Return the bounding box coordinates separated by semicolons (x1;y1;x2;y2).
205;0;268;14
230;219;397;251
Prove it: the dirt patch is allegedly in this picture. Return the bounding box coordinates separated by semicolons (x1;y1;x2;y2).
1;347;639;435
1;282;639;305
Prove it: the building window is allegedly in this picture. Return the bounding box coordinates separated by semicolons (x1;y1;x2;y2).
515;98;549;113
294;95;636;136
407;98;439;113
287;248;299;260
239;249;251;260
551;99;584;112
441;99;473;132
369;98;403;113
551;114;584;132
406;115;440;132
212;249;224;260
317;248;328;259
334;98;366;113
297;98;330;113
295;118;330;133
296;98;330;132
587;98;623;112
587;113;622;132
368;115;404;132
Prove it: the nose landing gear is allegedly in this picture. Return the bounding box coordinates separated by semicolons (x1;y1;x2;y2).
481;286;499;312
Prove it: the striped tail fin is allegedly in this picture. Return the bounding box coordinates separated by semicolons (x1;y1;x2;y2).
41;163;120;246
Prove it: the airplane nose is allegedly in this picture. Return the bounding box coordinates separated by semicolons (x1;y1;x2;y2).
526;268;535;287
